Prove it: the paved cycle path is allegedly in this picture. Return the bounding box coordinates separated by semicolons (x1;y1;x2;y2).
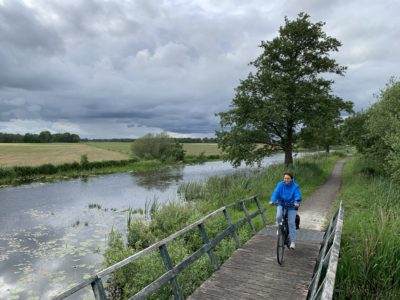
189;158;347;300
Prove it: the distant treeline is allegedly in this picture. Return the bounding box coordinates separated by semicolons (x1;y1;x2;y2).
0;133;217;144
174;137;217;143
0;131;80;143
81;137;218;143
81;138;135;142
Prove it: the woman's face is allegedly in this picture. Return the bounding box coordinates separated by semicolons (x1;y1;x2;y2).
283;174;292;185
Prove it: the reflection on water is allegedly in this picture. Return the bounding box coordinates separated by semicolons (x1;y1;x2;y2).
0;153;304;299
133;166;184;191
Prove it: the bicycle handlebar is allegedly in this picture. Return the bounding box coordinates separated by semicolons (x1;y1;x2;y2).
270;199;300;207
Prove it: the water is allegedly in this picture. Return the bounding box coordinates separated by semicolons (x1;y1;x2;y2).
0;153;291;299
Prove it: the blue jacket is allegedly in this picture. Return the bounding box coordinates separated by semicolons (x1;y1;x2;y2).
270;179;302;210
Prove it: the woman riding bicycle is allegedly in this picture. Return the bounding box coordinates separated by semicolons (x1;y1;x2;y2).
269;172;302;249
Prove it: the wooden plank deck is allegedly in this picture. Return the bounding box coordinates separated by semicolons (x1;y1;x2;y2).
189;227;324;300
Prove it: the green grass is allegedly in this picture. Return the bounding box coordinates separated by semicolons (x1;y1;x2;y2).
182;143;222;156
333;155;400;299
0;159;164;186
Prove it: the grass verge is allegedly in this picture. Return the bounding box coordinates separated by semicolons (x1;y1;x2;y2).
333;155;400;299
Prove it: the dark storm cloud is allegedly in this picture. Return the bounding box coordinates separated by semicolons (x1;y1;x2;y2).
0;0;399;138
0;0;64;54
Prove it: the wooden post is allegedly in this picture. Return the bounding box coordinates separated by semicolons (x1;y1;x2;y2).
223;208;241;248
254;196;267;226
240;201;256;234
159;244;184;300
91;276;107;300
198;223;219;270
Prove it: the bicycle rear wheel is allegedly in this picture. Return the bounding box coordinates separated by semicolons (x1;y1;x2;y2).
276;225;285;265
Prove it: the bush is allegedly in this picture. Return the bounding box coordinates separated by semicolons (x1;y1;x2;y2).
131;133;185;162
36;163;57;174
80;154;89;166
0;167;15;178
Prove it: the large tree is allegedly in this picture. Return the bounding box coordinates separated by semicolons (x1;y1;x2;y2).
216;13;353;167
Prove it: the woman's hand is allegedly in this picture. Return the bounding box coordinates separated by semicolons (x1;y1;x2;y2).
269;202;275;206
294;204;300;208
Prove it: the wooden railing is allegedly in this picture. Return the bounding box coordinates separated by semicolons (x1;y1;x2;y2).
53;194;266;300
307;201;344;300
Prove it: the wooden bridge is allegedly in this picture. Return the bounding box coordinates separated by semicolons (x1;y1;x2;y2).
190;158;346;300
189;227;324;300
54;159;346;300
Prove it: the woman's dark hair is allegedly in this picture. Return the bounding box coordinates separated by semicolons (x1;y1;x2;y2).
283;172;293;179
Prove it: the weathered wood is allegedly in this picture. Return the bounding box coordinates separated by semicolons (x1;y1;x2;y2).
320;202;344;300
307;201;344;300
189;231;322;300
159;244;184;300
52;276;98;300
130;225;236;299
254;196;267;226
222;208;241;248
240;200;256;234
91;277;107;300
198;223;219;270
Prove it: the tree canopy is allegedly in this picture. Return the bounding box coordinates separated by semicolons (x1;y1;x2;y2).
216;13;353;167
343;78;400;178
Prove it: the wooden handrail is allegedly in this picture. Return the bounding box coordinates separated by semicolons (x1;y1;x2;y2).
307;201;344;300
53;194;265;300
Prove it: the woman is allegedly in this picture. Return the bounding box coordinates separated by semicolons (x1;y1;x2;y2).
269;172;301;249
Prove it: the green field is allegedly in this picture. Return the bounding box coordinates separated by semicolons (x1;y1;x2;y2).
0;143;129;167
83;142;222;156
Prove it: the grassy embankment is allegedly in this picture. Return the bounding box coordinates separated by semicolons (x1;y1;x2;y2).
0;142;222;186
332;155;399;299
103;152;345;299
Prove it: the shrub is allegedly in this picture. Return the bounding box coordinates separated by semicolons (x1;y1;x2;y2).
36;163;57;174
80;154;89;166
131;133;185;162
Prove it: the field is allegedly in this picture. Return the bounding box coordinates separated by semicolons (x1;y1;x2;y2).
0;142;221;168
182;143;221;156
0;143;129;167
83;142;132;154
83;142;222;156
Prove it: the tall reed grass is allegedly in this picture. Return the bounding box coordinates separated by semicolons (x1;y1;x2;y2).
334;156;400;299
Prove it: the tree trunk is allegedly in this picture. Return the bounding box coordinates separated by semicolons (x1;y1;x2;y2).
284;121;294;167
325;144;330;153
284;147;293;167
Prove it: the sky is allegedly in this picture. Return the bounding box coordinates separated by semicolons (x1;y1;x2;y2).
0;0;399;139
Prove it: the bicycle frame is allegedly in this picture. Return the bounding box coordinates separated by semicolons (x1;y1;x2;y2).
275;201;295;265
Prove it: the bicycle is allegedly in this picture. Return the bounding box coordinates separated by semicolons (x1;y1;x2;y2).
274;200;296;265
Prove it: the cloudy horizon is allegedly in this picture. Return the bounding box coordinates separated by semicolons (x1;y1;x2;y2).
0;0;399;139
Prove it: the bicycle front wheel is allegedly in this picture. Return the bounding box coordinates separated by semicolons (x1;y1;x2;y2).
276;225;285;265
